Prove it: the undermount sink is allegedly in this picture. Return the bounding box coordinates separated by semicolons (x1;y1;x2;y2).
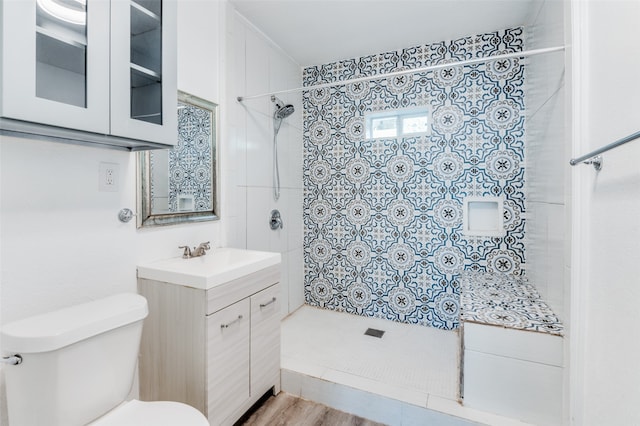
137;247;281;290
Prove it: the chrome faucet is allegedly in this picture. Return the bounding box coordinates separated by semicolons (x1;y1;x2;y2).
179;241;211;259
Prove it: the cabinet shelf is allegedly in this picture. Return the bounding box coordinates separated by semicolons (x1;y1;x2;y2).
36;30;85;76
131;63;162;125
132;27;161;74
132;112;161;119
131;63;161;86
131;1;160;35
36;25;86;49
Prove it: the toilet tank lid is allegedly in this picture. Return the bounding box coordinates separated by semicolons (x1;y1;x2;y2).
1;293;148;353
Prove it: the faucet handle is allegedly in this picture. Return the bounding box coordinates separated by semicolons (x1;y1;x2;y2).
197;241;211;255
178;245;192;259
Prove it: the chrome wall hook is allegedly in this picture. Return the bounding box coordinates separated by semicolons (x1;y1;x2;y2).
118;208;136;223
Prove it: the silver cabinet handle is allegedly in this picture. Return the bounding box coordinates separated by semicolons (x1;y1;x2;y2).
259;297;277;308
220;315;243;329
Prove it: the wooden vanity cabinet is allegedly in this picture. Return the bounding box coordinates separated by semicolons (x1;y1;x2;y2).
138;265;281;426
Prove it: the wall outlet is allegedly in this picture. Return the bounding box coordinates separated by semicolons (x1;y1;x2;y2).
99;162;120;192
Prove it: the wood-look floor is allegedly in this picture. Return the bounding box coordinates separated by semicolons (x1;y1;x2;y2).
238;392;387;426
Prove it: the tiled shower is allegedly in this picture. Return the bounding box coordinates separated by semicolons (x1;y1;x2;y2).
229;3;567;421
302;27;529;329
232;2;566;331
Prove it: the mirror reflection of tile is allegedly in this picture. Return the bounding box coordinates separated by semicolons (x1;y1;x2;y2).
150;101;213;214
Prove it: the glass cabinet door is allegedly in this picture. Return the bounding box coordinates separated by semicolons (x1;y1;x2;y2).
1;0;110;133
110;0;177;146
35;0;87;107
130;0;162;124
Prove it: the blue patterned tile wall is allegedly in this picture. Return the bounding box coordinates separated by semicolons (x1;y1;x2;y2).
302;28;526;330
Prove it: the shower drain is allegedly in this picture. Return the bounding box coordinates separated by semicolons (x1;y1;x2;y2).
364;328;385;338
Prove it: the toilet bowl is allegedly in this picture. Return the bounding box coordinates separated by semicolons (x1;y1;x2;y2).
1;293;209;426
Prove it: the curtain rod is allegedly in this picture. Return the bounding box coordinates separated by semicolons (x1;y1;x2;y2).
569;130;640;171
236;45;565;102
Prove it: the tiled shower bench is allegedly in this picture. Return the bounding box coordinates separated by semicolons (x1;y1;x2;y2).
459;271;564;425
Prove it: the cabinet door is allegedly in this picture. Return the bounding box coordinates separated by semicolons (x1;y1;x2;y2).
1;0;110;133
206;298;250;425
250;283;281;396
110;0;177;145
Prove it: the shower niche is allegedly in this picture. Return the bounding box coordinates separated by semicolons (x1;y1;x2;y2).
462;197;505;237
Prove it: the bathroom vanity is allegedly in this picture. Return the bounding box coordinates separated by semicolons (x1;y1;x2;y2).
137;248;282;426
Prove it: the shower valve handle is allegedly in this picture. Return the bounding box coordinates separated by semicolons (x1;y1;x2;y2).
269;210;283;230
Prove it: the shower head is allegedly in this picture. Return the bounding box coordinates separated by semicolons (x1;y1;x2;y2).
276;104;295;119
271;95;295;120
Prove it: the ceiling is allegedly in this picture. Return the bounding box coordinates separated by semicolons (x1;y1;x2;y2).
229;0;544;67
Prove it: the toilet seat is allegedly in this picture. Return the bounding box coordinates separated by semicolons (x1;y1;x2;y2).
89;399;209;426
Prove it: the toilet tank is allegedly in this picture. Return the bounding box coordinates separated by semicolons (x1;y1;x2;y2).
1;293;148;426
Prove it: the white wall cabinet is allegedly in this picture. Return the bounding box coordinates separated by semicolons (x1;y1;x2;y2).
138;265;282;426
0;0;177;150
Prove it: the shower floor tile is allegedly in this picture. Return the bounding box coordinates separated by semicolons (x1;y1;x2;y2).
281;305;460;403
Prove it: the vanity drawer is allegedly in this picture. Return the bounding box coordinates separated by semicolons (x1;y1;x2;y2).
206;299;250;424
206;265;280;315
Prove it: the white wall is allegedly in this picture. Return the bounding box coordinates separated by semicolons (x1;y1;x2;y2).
137;0;227;265
226;9;304;317
571;1;640;424
0;1;227;423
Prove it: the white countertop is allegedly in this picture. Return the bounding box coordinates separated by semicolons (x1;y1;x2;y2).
137;247;282;290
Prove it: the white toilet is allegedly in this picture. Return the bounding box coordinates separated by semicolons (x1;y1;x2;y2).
1;293;210;426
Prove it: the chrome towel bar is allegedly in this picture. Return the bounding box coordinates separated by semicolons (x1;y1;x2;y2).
570;130;640;170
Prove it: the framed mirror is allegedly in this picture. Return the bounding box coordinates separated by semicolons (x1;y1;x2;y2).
137;91;219;228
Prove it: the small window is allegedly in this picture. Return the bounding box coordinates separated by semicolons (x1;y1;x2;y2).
371;116;397;138
402;114;429;135
366;108;430;139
